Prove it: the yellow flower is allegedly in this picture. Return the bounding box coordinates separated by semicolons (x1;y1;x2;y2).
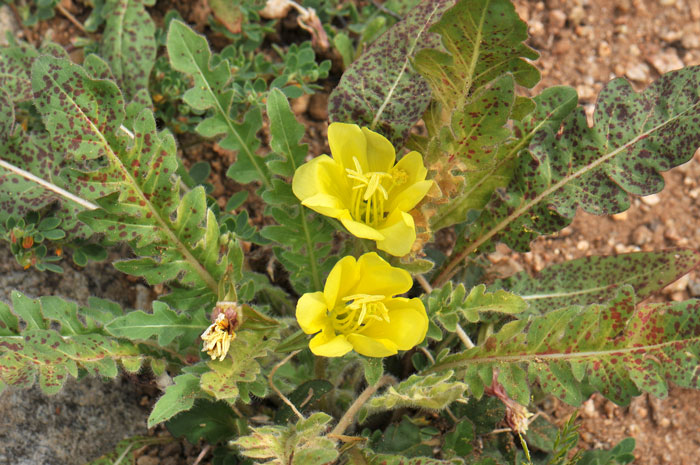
292;122;433;256
296;252;429;357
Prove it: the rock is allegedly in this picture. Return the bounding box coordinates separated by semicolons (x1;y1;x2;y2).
648;49;685;74
641;193;661;206
598;40;612;58
612;211;629;221
631;225;653;245
290;94;310;114
688;278;700;297
626;62;650;82
548;10;567;30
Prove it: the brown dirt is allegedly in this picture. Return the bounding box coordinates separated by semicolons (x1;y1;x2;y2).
9;0;700;463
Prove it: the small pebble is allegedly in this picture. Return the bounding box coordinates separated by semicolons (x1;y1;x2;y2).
641;193;660;206
137;456;160;465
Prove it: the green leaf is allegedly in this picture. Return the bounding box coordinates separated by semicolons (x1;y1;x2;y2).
0;36;38;102
233;412;338;465
578;437;635;465
166;399;241;444
443;420;475;456
104;301;209;350
149;373;203;427
262;89;337;293
362;357;384;386
427;287;700;406
166;20;271;188
200;330;278;404
469;66;700;253
496;250;700;317
99;0;156;107
427;282;526;333
360;372;467;422
0;293;143;395
328;0;456;146
414;0;539;112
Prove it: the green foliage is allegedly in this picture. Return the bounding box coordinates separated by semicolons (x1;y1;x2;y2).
233;413;339;465
496;250;700;317
167;399;244;444
429;287;700;405
200;329;279;404
359;372;467;422
166;20;271;188
469;65;700;253
426;282;526;339
414;0;539;111
0;292;143;395
329;0;455;146
261;89;337;293
1;1;699;463
99;0;156;109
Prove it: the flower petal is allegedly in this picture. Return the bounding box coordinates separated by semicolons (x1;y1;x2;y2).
328;123;367;171
309;332;353;357
354;252;413;296
360;298;428;350
295;291;328;334
347;333;398;357
375;210;416;257
293;154;350;205
301;194;348;219
386;179;433;213
361;127;395;173
339;213;385;241
324;255;359;310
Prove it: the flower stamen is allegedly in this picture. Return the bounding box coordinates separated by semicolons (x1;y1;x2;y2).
345;157;391;226
330;293;390;333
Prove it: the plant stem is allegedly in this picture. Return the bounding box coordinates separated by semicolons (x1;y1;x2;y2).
269;350;304;420
455;324;475;349
331;374;396;436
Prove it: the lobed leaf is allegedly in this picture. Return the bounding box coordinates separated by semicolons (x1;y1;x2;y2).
360;372;468;423
0;292;143;395
328;0;455;146
199;330;278;404
104;300;209;350
233;412;338;465
427;282;526;334
469;66;700;253
262;89;337;293
495;249;700;316
427;287;700;406
166;20;271;188
99;0;156;108
32;55;238;308
414;0;539;112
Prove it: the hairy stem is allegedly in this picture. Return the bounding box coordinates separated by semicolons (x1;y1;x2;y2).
331;374;396;436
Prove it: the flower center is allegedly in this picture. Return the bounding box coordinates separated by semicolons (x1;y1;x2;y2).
345;157;392;226
330;293;390;334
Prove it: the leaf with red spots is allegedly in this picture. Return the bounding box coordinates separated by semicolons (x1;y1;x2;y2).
328;0;455;147
32;55;241;309
200;330;278;405
496;250;700;317
99;0;156;108
166;20;271;189
148;372;202;427
414;0;539;112
0;292;144;395
426;286;700;406
467;66;700;254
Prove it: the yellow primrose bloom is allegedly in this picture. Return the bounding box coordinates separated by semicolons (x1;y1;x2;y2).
296;252;429;358
292;122;433;256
